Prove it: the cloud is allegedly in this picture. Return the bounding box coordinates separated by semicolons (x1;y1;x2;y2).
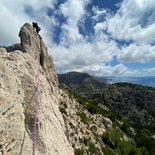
143;67;155;75
58;0;89;45
0;0;56;46
75;64;155;77
48;0;119;74
103;0;155;44
117;44;155;63
94;22;106;33
124;67;155;76
69;63;128;76
51;31;118;74
92;6;108;22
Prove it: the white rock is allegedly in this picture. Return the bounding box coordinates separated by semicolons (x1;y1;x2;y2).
0;23;73;155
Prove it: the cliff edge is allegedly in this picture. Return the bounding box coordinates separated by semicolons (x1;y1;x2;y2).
0;23;74;155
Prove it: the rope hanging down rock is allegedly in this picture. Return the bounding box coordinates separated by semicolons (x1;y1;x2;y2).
32;69;40;155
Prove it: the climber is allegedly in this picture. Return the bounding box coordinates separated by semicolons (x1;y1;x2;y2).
32;22;41;34
32;22;42;39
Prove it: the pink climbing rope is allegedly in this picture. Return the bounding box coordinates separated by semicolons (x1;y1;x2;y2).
32;69;40;155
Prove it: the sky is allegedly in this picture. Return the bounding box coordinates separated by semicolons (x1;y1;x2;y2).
0;0;155;76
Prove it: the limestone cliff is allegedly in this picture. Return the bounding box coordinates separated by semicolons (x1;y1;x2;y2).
0;23;74;155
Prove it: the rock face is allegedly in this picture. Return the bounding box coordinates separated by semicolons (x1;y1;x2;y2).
59;90;107;154
0;23;73;155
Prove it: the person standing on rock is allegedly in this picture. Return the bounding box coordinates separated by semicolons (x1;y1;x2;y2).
32;22;42;39
32;22;41;33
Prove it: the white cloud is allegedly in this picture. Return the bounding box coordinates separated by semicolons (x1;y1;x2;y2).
59;0;88;44
77;64;155;77
69;64;128;76
47;0;119;75
124;67;155;76
99;0;155;44
143;67;155;75
0;0;56;46
117;44;155;63
94;22;106;33
79;64;155;77
51;31;119;74
92;6;108;22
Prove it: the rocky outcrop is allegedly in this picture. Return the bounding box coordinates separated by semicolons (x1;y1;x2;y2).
90;83;155;127
0;23;73;155
59;90;108;155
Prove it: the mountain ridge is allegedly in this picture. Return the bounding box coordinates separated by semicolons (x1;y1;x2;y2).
59;76;155;154
58;72;155;127
58;71;107;97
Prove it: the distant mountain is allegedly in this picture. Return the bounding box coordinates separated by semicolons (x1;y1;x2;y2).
58;71;155;154
58;72;108;96
58;72;155;127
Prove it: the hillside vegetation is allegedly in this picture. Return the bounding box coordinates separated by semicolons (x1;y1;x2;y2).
58;72;155;155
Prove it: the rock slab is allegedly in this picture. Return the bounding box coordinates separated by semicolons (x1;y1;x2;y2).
0;23;74;155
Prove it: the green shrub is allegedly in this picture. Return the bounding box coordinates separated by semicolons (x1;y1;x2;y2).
59;107;67;115
77;112;90;124
102;146;116;155
90;125;97;134
101;129;149;155
135;130;155;155
88;142;102;155
69;122;75;129
120;122;134;136
83;137;88;146
75;149;84;155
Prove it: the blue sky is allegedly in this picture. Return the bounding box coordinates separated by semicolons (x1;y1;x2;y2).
92;0;122;11
0;0;155;76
